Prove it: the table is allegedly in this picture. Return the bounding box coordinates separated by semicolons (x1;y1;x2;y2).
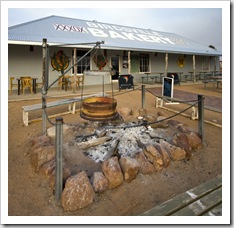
144;72;151;83
157;72;164;83
210;76;222;88
188;71;196;81
16;77;37;95
197;71;209;80
202;76;222;89
198;71;221;80
176;72;183;81
143;72;164;83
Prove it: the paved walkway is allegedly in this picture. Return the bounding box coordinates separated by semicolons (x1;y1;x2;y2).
146;87;222;113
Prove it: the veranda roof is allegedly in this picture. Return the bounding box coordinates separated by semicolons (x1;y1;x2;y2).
8;15;221;56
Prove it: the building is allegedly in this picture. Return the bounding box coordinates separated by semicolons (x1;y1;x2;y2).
8;15;222;90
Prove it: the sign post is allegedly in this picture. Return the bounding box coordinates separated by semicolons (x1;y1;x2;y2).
162;77;179;105
162;77;174;98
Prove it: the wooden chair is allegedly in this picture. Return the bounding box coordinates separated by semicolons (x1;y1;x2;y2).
21;77;33;95
77;75;84;89
9;77;18;95
58;75;71;91
69;75;84;92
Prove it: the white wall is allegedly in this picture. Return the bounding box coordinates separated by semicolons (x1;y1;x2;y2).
8;44;220;90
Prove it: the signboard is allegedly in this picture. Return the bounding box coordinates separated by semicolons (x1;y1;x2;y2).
118;74;134;91
162;77;174;98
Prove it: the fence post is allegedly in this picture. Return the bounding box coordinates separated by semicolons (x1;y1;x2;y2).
141;85;145;109
55;117;63;204
198;95;205;145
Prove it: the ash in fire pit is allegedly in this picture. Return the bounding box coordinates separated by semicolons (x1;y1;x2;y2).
81;124;159;163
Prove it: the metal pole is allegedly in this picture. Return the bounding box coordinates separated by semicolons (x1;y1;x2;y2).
141;85;145;109
198;95;205;145
42;38;48;134
46;45;49;88
55;117;63;204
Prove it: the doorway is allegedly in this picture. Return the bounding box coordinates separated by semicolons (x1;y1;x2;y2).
110;56;120;80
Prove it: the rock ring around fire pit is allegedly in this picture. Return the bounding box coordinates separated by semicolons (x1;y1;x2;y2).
80;96;119;121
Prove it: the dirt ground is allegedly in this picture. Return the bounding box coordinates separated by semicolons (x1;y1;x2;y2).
7;83;222;218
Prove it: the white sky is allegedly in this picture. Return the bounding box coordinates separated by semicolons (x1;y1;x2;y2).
7;2;224;51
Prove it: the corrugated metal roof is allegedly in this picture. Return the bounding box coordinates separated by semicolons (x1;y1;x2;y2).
8;15;221;56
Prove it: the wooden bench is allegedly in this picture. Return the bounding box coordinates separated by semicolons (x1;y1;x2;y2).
140;175;222;216
22;93;105;126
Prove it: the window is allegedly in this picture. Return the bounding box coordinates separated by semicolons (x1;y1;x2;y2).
72;50;90;74
139;53;150;72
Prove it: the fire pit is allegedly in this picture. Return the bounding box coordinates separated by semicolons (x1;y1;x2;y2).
80;97;118;121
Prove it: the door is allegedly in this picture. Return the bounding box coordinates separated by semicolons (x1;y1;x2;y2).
110;56;120;80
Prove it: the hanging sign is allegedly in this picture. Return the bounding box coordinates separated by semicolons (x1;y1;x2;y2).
93;51;108;70
177;55;185;68
51;50;70;72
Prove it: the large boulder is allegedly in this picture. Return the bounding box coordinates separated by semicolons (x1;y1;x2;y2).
30;145;55;171
167;119;183;127
143;145;164;171
131;107;147;118
150;115;168;128
117;107;132;118
173;133;192;158
135;152;155;174
39;159;71;190
187;131;202;149
119;156;140;182
62;171;95;211
102;157;123;189
92;172;109;193
31;135;53;149
160;139;186;161
154;143;170;168
47;124;71;141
